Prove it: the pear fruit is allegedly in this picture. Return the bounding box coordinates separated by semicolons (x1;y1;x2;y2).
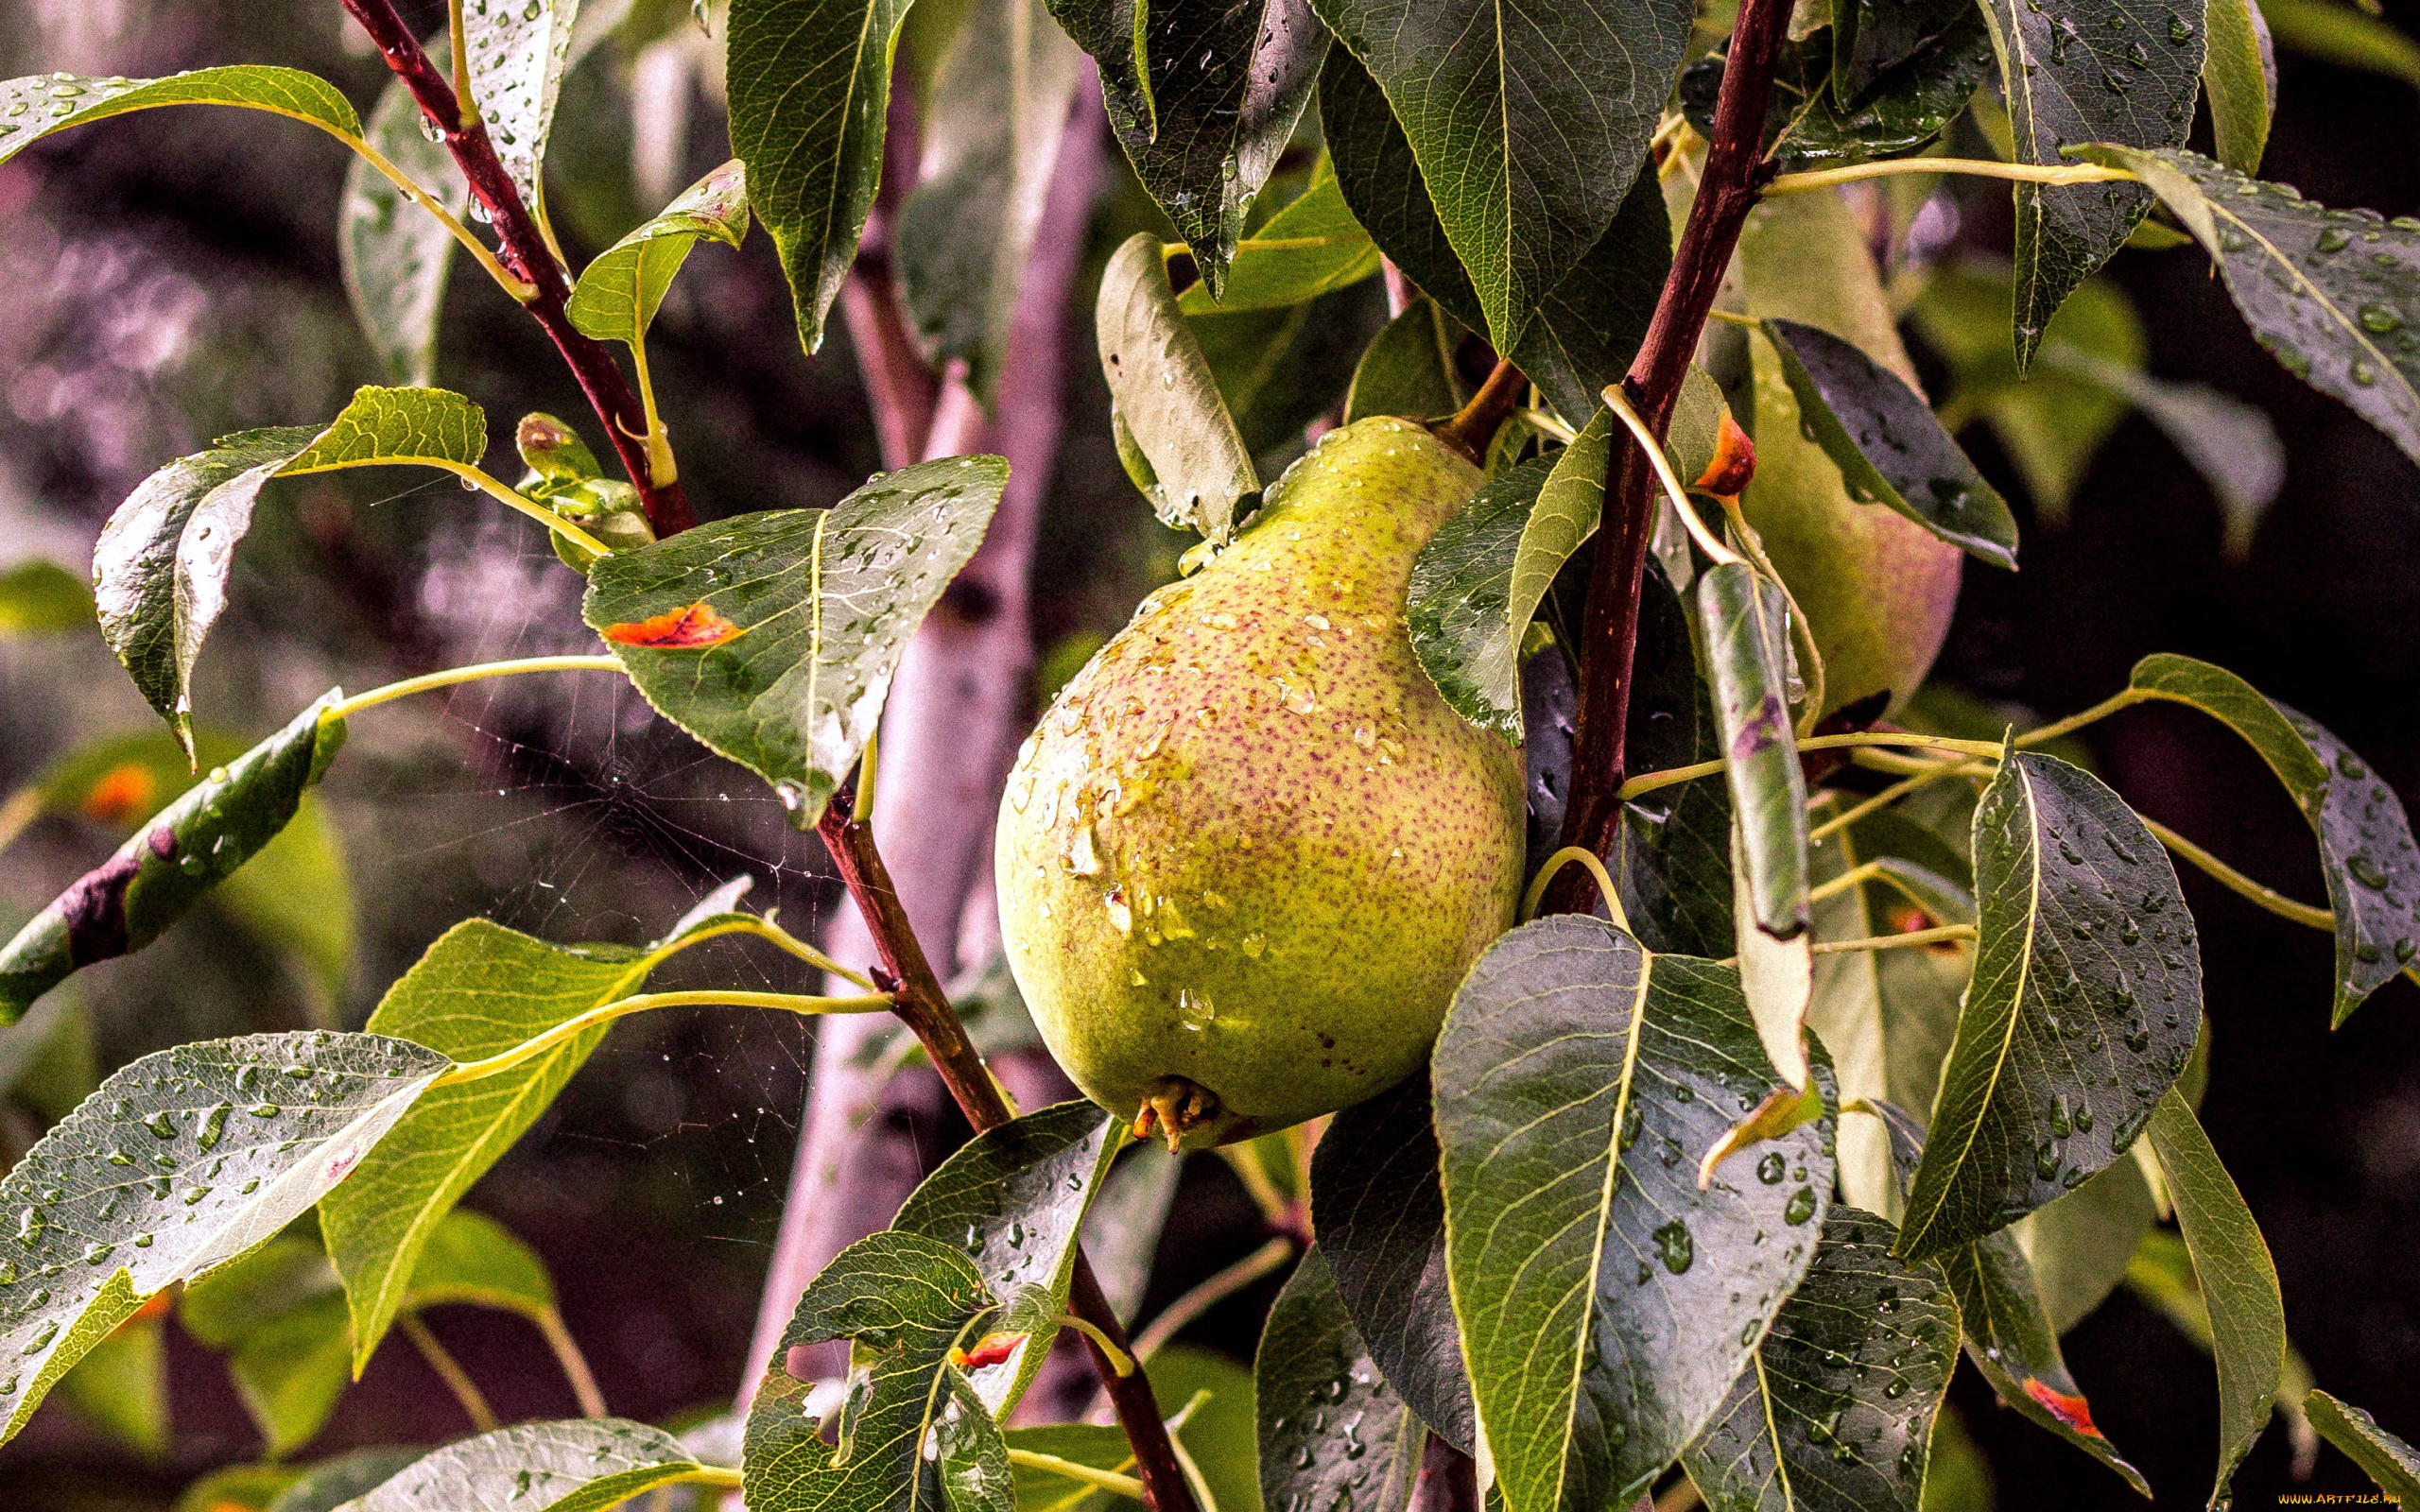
1737;189;1962;716
995;419;1526;1148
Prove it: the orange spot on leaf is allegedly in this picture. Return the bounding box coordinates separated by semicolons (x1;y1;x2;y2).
1886;904;1938;935
602;602;741;649
80;762;158;825
1695;413;1757;498
2024;1377;2103;1437
950;1331;1028;1371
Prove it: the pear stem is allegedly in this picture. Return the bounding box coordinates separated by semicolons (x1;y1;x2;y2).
1432;357;1530;461
1545;0;1794;916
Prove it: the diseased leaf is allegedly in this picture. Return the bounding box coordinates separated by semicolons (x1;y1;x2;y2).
0;1030;446;1445
1305;0;1688;349
566;160;749;346
1700;560;1809;940
1405;455;1555;740
263;1447;422;1512
459;0;582;221
1046;0;1328;293
2144;1090;2284;1506
1179;165;1382;315
726;0;914;352
0;698;347;1022
1761;318;2018;569
891;1101;1122;1417
895;0;1085;403
0;68;360;166
0;559;95;636
2127;653;2420;1023
1342;300;1468;423
1977;0;2202;364
1097;235;1259;541
1255;1248;1423;1512
1306;1071;1471;1452
1896;751;2201;1260
1438;916;1834;1512
348;1419;714;1512
584;455;1006;825
2204;0;2274;172
342;74;466;387
1681;1208;1958;1512
743;1229;1011;1512
2306;1391;2420;1503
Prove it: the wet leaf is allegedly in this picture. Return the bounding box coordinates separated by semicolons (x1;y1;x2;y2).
1700;561;1809;940
0;68;359;165
891;1101;1122;1417
1306;1071;1472;1452
1976;0;2203;366
2130;647;2420;1027
1896;751;2201;1260
1833;0;1978;100
743;1229;1011;1512
0;1030;446;1446
1096;234;1259;541
566;160;749;347
2306;1391;2420;1503
583;455;1006;825
341;74;466;387
458;0;580;221
1681;1208;1958;1512
0;559;94;637
895;0;1085;403
726;0;915;352
1761;319;2018;569
1046;0;1328;294
1437;916;1834;1512
1342;300;1469;423
1179;164;1382;314
0;698;347;1022
1406;455;1556;740
349;1418;717;1511
1254;1248;1424;1512
1680;15;1995;168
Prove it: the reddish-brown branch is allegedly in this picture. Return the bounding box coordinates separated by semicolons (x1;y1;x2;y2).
1544;0;1792;914
816;804;1201;1512
337;0;695;537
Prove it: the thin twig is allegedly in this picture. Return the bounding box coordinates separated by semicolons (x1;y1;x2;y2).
1130;1235;1295;1363
337;0;695;536
1546;0;1797;913
2142;816;2335;931
536;1307;610;1419
399;1311;499;1432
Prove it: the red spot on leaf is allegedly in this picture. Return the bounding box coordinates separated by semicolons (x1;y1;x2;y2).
80;763;158;825
602;602;741;649
2024;1377;2103;1437
950;1331;1028;1371
1695;413;1757;498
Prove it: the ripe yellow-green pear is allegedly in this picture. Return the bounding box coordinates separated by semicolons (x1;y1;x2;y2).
995;419;1526;1149
1737;188;1963;716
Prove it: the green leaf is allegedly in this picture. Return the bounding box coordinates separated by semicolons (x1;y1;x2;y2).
399;1208;556;1318
342;74;466;387
894;0;1085;403
1681;1208;1958;1512
1318;47;1668;424
262;1447;423;1512
320;917;674;1371
0;1030;446;1446
1732;821;1815;1093
0;68;360;166
726;0;913;352
227;1290;353;1455
2127;653;2420;1023
582;455;1007;825
56;1307;169;1459
1305;0;1688;349
1147;1345;1262;1512
566;159;750;346
743;1229;1011;1512
1679;15;1996;169
1868;1102;2149;1496
1305;1071;1472;1452
1342;300;1468;423
2259;0;2420;94
1834;0;1983;102
0;559;95;637
349;1419;717;1511
2079;151;2420;513
0;697;348;1023
1006;1422;1140;1511
1179;165;1382;315
1896;750;2200;1260
1505;409;1611;632
1255;1248;1424;1512
95;387;489;746
1405;455;1555;740
891;1101;1123;1416
176;1465;303;1512
2009;1158;2157;1334
1046;0;1329;294
1976;0;2203;365
179;1231;336;1351
1097;234;1260;541
2144;1091;2284;1506
2306;1391;2420;1503
2204;0;2273;171
1760;319;2018;569
1083;1146;1184;1326
1699;560;1810;940
1190;284;1383;458
460;0;581;219
1437;916;1834;1512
